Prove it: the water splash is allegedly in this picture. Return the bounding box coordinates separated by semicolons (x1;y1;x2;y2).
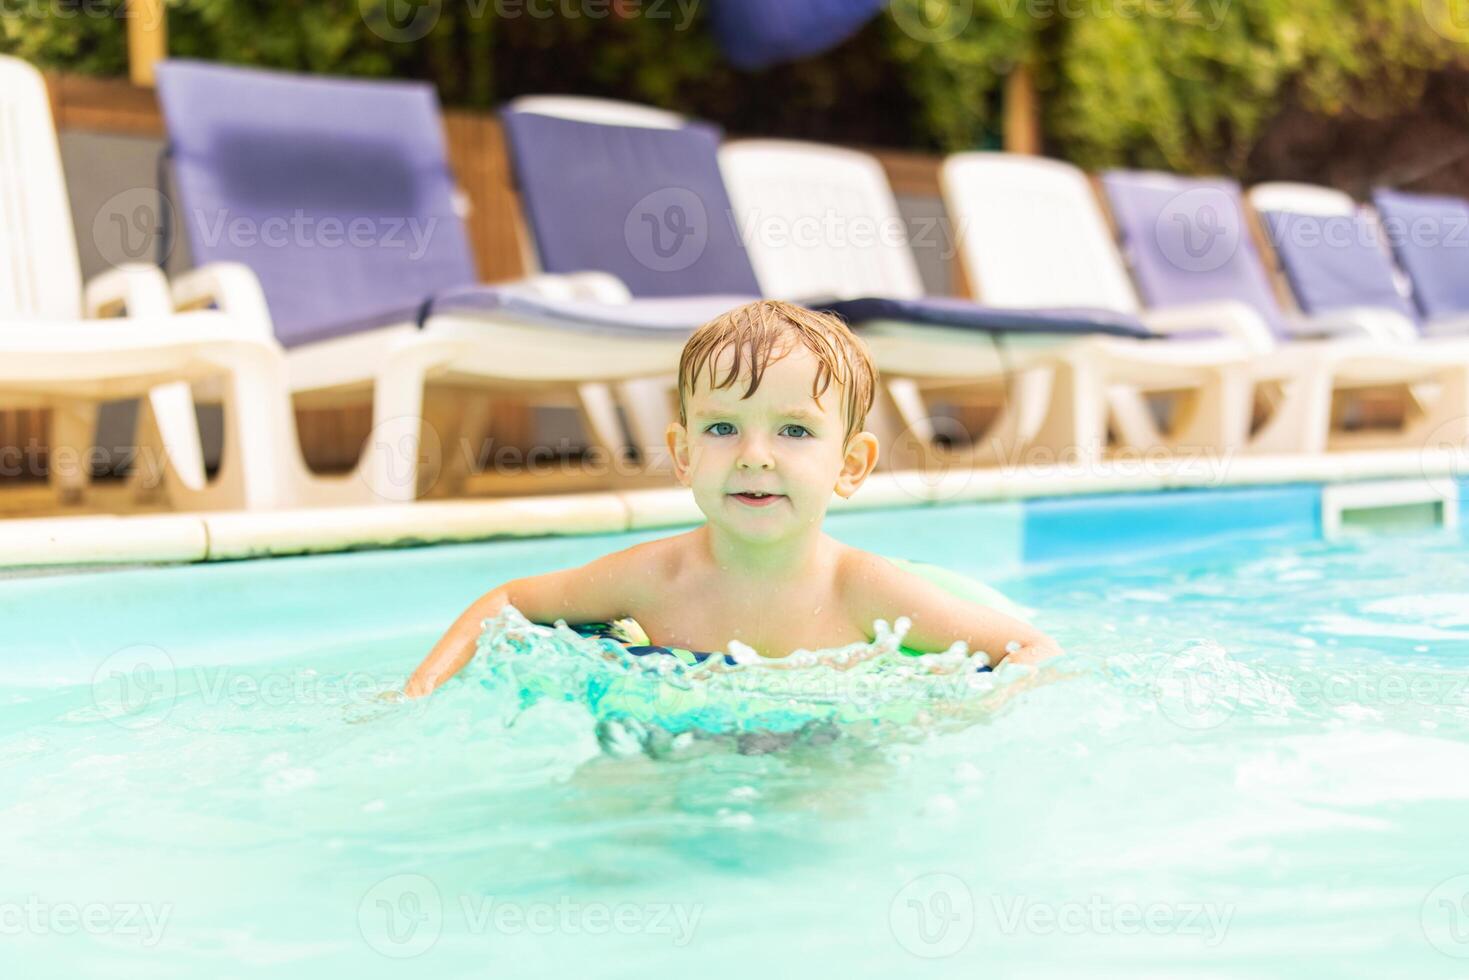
469;606;1016;753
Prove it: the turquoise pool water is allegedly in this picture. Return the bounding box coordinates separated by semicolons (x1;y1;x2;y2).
3;488;1468;977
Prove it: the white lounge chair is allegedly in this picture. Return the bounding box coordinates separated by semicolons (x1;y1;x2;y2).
501;98;1177;468
0;54;301;514
154;61;740;506
719;142;1255;462
827;147;1469;456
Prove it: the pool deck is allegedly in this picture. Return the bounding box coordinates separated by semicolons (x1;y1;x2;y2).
2;448;1465;569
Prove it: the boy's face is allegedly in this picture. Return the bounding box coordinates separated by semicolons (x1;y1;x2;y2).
668;343;879;545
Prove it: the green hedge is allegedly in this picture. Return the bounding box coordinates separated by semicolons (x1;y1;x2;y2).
4;0;1463;174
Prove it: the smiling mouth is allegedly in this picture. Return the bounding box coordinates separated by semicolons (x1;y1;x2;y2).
729;492;785;507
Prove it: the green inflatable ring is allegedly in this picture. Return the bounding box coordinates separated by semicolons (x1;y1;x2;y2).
565;557;1025;663
550;559;1028;735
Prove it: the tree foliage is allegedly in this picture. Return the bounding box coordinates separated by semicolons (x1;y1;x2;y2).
4;0;1464;174
888;0;1464;171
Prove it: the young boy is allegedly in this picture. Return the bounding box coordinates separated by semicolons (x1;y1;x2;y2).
405;301;1059;697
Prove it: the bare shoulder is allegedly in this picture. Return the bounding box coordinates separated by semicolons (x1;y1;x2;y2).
834;545;899;587
834;546;917;614
576;530;692;598
500;529;696;626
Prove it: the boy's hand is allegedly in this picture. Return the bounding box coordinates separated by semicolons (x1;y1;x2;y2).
403;542;655;697
994;640;1063;669
401;675;434;700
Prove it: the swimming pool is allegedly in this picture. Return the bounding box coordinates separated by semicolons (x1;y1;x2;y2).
4;483;1468;977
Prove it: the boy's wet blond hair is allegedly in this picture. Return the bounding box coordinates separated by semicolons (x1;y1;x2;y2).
677;300;877;445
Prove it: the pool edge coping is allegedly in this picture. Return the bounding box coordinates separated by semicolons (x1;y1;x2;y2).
3;449;1464;569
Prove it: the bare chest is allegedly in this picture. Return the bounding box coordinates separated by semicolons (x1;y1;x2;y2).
630;586;870;659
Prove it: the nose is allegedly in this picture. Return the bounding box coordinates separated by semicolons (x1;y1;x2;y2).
736;433;774;470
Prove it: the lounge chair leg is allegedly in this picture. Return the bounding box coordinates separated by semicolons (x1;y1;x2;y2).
432;390;492;497
155;343;303;511
1031;357;1105;468
360;356;436;504
577;382;629;478
1413;366;1469;451
214;343;304;510
1106;387;1161;451
124;385;205;508
1172;368;1251;456
971;369;1051;468
125;396;169;506
47;400;98;507
1249;366;1332;455
148;381;209;493
880;378;942;471
614;376;676;469
884;379;935;447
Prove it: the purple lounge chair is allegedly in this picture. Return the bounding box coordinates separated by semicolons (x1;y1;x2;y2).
501;98;1165;461
1371;188;1469;337
1247;183;1422;341
1104;171;1435;344
154;60;745;503
501;103;1151;341
1104;171;1469;452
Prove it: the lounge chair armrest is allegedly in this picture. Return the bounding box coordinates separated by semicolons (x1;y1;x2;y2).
1423;312;1469;339
83;264;173;319
1289;307;1419;343
170;263;276;339
508;272;632;303
1139;301;1274;353
565;271;632;302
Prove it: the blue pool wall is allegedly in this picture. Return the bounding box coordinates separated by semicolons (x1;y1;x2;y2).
3;479;1464;682
1018;484;1323;567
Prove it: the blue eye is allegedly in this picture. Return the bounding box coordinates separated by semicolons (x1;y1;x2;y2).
706;422;736;437
780;424;812;438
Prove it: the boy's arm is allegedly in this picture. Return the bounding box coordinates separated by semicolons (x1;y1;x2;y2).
403;547;647;698
841;552;1062;669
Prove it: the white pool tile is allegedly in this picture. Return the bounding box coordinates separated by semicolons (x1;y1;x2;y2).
203;494;629;560
0;514;208;567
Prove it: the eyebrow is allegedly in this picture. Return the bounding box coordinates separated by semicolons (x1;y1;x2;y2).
690;405;826;421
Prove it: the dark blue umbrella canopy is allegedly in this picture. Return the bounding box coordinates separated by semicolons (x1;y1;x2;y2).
710;0;890;70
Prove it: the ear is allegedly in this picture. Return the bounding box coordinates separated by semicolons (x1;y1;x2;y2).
834;430;880;499
666;421;692;486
